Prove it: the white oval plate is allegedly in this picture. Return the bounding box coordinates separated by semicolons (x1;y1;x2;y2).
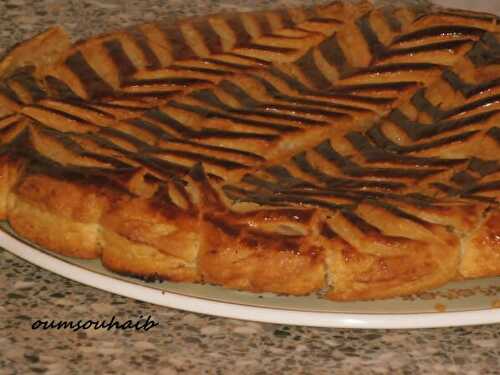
1;225;499;329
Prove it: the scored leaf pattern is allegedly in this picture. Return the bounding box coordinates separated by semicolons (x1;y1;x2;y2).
0;2;499;299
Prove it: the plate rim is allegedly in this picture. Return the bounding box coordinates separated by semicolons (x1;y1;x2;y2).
1;230;499;329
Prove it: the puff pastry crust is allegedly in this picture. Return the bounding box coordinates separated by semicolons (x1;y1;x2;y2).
1;1;499;300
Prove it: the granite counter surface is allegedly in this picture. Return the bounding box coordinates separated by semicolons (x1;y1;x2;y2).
1;1;499;374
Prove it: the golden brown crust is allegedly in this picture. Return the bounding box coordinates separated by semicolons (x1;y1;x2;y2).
101;229;199;282
199;211;325;295
324;232;460;300
8;195;102;259
0;2;499;301
8;174;112;258
14;174;111;223
0;27;70;79
460;209;500;278
0;156;25;220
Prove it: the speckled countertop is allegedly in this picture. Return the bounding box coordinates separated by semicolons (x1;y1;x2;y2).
1;1;500;374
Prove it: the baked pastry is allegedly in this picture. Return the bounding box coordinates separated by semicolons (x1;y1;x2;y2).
0;1;498;300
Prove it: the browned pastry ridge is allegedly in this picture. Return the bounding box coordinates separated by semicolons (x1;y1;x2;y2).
0;1;499;300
